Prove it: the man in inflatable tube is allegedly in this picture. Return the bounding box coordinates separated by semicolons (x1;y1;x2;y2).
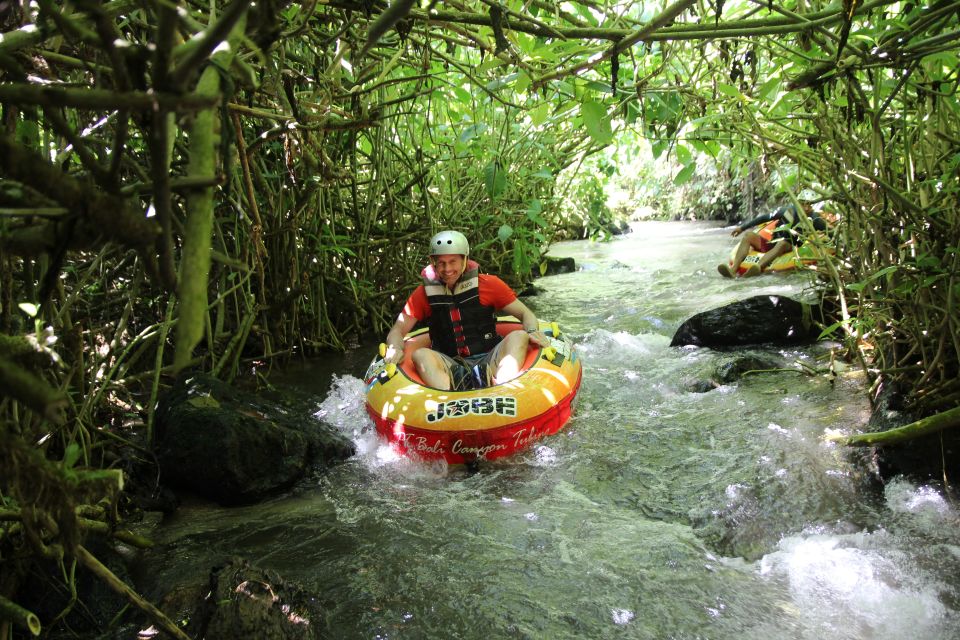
718;201;828;278
382;230;550;390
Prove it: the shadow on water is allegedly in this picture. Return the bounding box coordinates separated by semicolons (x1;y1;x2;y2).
136;222;960;639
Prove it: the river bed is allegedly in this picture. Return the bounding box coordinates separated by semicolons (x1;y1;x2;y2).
137;221;960;639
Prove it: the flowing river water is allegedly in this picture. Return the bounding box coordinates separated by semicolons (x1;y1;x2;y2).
138;221;960;639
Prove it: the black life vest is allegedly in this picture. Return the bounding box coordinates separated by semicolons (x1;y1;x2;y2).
422;261;501;358
770;205;825;246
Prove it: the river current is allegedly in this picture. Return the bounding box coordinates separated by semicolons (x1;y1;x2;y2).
140;221;960;639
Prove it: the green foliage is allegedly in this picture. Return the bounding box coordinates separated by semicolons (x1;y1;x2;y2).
582;100;613;146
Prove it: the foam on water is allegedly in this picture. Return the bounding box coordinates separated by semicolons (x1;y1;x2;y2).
885;477;959;530
759;529;955;639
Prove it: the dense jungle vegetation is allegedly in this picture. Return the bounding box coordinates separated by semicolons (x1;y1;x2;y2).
1;0;958;637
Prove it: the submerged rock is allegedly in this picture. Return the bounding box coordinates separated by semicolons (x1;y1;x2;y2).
684;354;785;392
155;558;324;640
670;295;822;348
155;374;354;505
714;354;785;383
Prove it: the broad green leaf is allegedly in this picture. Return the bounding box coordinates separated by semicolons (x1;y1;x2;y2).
924;51;959;74
453;86;472;104
716;83;741;98
527;199;548;227
573;3;599;25
532;168;553;179
485;161;508;199
582;100;613;145
16;120;40;147
476;58;504;74
514;71;531;93
675;143;691;165
917;254;941;269
486;72;519;92
528;212;549;227
498;224;514;242
512;241;527;274
460;123;487;144
756;76;781;102
530;103;549;126
585;80;611;94
673;162;696;185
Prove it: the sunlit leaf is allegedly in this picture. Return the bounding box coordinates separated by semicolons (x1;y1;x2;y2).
716;83;741;98
514;71;531;93
673;162;696;185
530;103;549;126
498;224;513;242
18;302;38;317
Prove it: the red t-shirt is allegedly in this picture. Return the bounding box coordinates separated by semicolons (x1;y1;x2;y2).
402;275;517;320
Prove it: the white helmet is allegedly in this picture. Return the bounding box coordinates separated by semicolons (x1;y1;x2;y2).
429;230;469;256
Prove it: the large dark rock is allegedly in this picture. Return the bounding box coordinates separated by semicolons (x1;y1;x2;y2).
670;295;821;348
156;374;354;505
540;256;576;276
867;381;960;483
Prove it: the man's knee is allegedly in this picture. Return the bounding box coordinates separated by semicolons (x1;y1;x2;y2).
501;330;529;351
413;348;449;382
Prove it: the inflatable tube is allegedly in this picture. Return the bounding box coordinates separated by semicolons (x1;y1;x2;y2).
731;219;835;275
364;319;582;464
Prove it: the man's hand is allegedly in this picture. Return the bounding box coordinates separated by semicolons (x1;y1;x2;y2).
730;226;743;237
383;342;404;364
526;329;549;346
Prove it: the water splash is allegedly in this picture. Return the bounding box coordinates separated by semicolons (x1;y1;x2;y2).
759;530;956;639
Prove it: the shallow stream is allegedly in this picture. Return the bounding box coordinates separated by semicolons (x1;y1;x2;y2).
138;221;960;639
